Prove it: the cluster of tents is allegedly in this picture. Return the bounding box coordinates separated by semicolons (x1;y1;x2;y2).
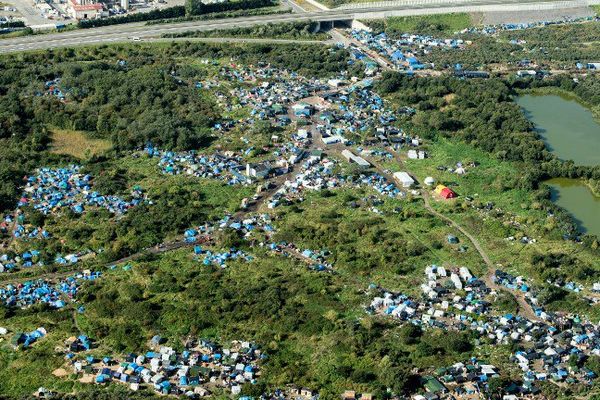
193;245;253;268
146;146;247;186
0;271;101;309
350;30;465;70
19;166;147;216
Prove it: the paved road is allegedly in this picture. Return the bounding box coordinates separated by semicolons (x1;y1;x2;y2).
1;0;597;53
152;37;328;44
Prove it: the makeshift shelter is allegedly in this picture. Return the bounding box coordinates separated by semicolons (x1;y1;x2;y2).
393;172;414;188
435;184;456;199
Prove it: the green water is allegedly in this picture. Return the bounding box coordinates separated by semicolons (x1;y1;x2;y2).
546;178;600;237
516;94;600;166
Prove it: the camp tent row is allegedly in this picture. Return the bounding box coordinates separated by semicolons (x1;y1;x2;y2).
350;30;466;71
464;16;594;36
68;339;262;397
369;262;600;392
185;212;335;273
315;84;397;144
269;156;339;209
211;64;329;132
0;246;94;274
147;146;249;186
1;211;51;240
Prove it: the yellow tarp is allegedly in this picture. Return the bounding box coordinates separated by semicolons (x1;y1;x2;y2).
434;184;447;195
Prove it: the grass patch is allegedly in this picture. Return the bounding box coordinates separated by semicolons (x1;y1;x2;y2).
50;129;112;160
272;186;488;292
366;13;474;36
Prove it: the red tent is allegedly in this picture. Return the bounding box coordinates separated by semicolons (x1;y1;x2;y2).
440;187;457;199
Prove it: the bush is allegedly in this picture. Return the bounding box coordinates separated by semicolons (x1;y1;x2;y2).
185;0;276;16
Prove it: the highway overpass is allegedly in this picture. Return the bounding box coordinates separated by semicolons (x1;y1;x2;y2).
0;0;599;54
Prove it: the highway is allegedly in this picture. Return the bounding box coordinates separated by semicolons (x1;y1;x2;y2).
0;0;598;53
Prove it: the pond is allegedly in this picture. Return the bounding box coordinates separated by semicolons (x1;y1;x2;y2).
516;94;600;166
546;178;600;237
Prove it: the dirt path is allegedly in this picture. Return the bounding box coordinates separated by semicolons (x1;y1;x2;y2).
310;119;541;322
420;191;540;321
377;146;541;320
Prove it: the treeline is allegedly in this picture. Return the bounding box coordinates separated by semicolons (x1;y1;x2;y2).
77;6;185;28
0;20;26;28
148;7;288;25
184;0;276;16
377;71;600;243
168;21;325;40
377;72;547;168
377;71;600;184
0;84;69;210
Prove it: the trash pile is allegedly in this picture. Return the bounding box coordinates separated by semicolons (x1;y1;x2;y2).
44;78;66;101
0;270;101;309
349;30;465;70
19;166;147;216
67;339;263;397
145;146;249;185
